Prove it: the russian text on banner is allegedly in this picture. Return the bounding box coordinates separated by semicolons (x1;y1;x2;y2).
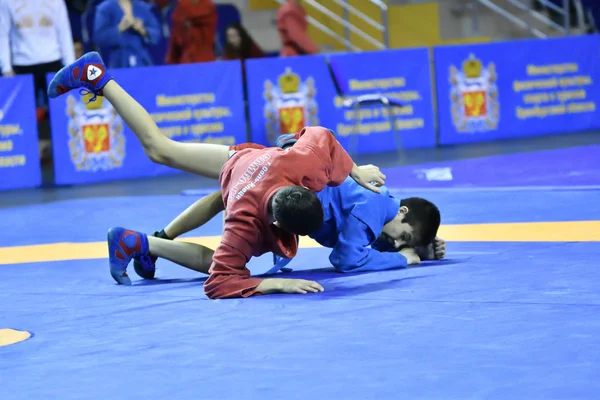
0;75;42;191
48;61;246;185
434;35;600;145
245;50;435;153
329;48;436;152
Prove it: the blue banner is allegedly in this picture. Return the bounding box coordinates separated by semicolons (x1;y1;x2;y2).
246;50;436;154
329;48;436;152
0;75;42;191
48;61;246;185
246;54;337;147
434;35;600;145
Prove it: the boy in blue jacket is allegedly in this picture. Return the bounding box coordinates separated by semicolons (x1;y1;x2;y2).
130;135;444;284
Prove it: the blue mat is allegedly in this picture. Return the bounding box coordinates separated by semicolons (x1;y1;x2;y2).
2;154;600;398
1;241;600;399
2;189;600;247
383;145;600;189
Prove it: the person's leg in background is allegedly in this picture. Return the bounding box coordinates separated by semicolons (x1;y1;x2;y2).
13;60;63;167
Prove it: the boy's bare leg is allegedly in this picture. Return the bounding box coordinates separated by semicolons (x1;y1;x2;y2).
102;80;228;179
133;189;225;277
147;237;214;274
142;190;225;275
163;190;225;239
48;53;227;285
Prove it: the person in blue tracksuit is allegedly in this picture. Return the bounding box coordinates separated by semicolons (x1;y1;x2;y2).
127;135;444;283
93;0;161;68
302;176;442;274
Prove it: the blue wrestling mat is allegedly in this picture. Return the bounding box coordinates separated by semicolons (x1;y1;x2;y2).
1;145;600;399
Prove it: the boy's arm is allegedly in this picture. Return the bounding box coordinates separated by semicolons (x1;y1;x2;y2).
204;223;323;299
203;241;265;299
292;127;352;188
288;127;385;193
416;237;446;260
329;215;419;273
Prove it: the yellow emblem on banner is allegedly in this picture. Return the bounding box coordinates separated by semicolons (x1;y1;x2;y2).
83;123;110;153
463;90;487;118
449;53;499;133
279;106;305;134
264;67;319;145
65;92;125;171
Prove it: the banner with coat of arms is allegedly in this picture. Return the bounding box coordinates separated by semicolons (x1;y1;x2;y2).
246;50;436;153
448;53;499;133
0;75;41;191
245;55;338;147
64;92;126;173
328;48;436;152
434;35;600;145
263;67;319;144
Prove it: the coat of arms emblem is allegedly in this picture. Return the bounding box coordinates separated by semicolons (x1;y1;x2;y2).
263;67;319;144
450;53;499;133
66;93;125;171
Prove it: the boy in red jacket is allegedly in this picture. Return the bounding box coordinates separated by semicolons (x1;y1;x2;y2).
47;52;386;299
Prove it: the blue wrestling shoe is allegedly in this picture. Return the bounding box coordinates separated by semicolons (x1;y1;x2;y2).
47;52;113;102
107;227;149;285
132;230;170;280
133;253;157;280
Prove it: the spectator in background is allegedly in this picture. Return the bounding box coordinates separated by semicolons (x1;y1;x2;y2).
94;0;161;68
166;0;217;64
0;0;74;87
67;0;88;15
276;0;318;57
0;0;76;163
149;0;175;10
221;22;264;61
222;22;264;100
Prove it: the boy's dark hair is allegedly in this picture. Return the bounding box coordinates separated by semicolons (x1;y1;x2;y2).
400;197;441;246
270;186;324;235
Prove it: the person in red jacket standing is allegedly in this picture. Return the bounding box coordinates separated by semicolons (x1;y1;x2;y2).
47;51;386;299
166;0;217;64
276;0;318;57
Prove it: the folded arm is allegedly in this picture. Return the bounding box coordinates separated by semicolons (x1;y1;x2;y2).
204;219;323;299
290;127;386;193
329;215;410;273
